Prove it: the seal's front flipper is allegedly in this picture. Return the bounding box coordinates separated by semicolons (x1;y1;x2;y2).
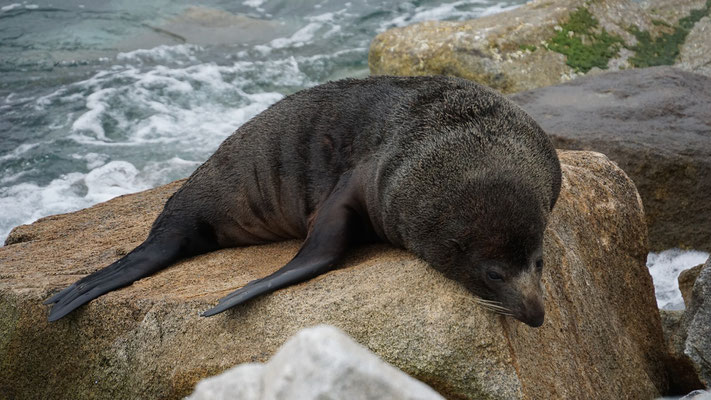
202;174;366;317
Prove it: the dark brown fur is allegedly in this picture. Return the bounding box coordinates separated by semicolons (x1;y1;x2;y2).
45;75;561;326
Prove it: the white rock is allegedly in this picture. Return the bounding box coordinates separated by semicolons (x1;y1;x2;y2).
188;363;264;400
187;325;444;400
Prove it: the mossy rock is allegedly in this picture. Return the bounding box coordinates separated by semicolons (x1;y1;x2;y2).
546;8;624;73
369;0;711;93
628;0;711;67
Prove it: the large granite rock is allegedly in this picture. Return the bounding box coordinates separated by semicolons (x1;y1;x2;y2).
187;325;445;400
641;0;711;77
661;256;711;392
677;16;711;77
511;67;711;252
659;309;705;393
369;0;711;93
681;258;711;387
0;151;669;399
680;264;706;307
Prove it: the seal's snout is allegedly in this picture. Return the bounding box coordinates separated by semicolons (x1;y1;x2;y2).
508;268;546;327
522;302;545;327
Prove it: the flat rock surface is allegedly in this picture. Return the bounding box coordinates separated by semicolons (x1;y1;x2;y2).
511;66;711;251
0;151;668;399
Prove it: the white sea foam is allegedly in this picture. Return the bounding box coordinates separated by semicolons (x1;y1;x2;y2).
0;170;30;186
1;3;21;12
243;0;265;9
0;47;314;244
479;3;520;17
381;0;521;31
1;172;89;242
71;88;116;140
0;158;187;243
253;44;272;56
308;12;337;23
72;152;109;169
269;22;323;49
116;44;202;65
63;56;303;148
138;157;201;188
0;143;39;162
84;161;149;202
1;2;40;11
647;249;709;310
261;9;349;51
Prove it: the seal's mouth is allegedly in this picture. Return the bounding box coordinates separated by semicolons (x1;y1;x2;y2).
518;308;545;327
473;297;545;327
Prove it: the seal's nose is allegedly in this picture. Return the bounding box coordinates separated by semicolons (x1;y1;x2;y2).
522;297;545;327
525;309;545;327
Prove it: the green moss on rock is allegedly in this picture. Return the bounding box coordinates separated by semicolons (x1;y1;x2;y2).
628;0;711;67
546;7;623;73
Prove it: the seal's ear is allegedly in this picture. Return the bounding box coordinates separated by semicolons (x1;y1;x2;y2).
202;173;364;317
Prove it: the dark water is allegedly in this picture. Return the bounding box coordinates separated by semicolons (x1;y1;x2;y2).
0;0;524;242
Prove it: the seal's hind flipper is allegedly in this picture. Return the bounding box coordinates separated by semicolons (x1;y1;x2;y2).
45;236;182;321
202;174;366;317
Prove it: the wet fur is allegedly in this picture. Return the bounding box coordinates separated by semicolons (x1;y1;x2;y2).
45;75;561;324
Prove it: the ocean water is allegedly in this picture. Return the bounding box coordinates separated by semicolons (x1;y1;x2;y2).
0;0;524;243
647;249;709;310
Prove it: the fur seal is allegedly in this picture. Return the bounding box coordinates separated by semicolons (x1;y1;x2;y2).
45;75;561;327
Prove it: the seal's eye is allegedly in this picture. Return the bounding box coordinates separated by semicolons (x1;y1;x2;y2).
535;259;544;271
487;271;503;281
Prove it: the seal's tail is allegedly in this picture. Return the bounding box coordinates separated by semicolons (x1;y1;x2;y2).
44;233;184;322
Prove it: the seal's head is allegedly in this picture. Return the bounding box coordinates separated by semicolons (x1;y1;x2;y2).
398;175;550;327
374;102;560;327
